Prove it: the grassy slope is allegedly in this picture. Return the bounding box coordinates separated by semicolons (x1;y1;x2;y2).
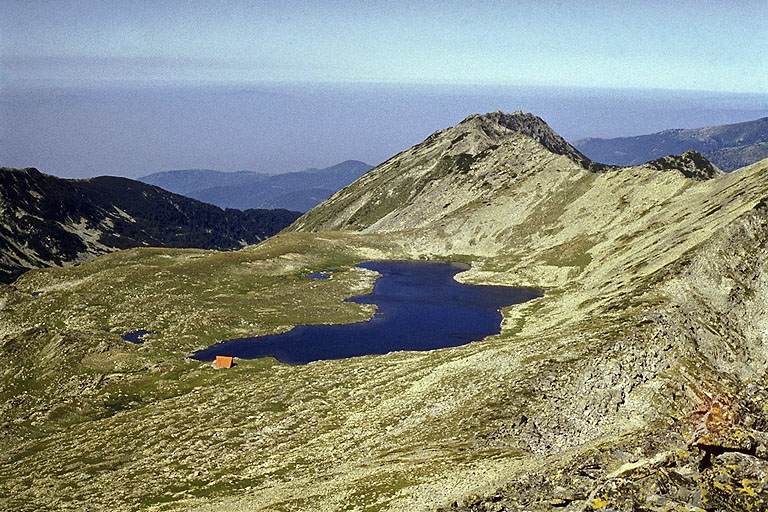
2;133;768;509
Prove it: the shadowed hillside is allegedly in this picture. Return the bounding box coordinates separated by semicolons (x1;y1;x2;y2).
0;168;301;282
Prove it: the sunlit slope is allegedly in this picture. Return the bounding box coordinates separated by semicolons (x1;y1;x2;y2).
3;111;768;510
291;111;598;233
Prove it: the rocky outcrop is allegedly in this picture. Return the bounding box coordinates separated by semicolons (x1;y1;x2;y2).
459;110;600;170
645;149;724;180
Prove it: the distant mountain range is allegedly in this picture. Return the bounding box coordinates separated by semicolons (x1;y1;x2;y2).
574;116;768;171
139;160;374;212
0;168;301;282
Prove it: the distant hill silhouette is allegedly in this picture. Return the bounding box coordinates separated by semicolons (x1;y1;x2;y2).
139;160;373;212
136;169;269;195
574;117;768;171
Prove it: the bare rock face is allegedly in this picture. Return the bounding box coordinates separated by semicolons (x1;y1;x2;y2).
464;110;597;169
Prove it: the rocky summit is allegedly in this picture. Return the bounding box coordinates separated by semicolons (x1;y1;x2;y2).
2;111;768;511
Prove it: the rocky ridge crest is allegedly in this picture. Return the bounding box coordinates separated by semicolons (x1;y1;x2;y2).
293;111;718;236
460;110;599;170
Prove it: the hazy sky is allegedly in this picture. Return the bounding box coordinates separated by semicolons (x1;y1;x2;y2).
1;1;767;178
3;0;767;92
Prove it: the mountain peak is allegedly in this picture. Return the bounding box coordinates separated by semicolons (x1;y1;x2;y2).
458;111;600;170
463;109;547;129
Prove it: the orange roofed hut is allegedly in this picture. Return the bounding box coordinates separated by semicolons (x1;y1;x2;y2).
215;355;234;369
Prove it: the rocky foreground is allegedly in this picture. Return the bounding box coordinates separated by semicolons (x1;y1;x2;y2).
2;112;768;510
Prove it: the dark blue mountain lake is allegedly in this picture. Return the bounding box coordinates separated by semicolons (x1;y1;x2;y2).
122;329;156;344
192;261;542;365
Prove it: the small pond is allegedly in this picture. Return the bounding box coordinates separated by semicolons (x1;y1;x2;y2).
122;329;156;344
307;270;335;280
191;261;542;365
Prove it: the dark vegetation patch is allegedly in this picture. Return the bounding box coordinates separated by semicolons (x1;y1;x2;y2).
0;168;302;282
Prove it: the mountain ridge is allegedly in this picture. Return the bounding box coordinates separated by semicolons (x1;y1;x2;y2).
3;112;768;510
575;116;768;171
139;160;373;212
0;167;301;282
292;111;718;234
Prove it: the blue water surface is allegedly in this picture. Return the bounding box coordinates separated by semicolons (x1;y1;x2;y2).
192;261;542;365
307;270;335;280
122;329;156;344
